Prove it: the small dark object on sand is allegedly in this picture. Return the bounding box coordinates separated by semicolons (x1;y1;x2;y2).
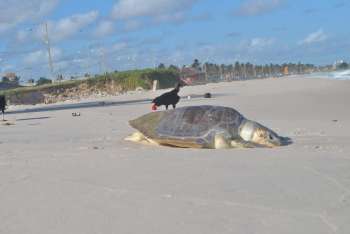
204;93;212;98
332;119;338;122
72;112;81;117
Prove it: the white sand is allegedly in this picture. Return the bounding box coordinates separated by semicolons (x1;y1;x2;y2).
1;77;350;234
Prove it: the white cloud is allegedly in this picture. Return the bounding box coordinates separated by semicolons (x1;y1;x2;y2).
299;29;328;45
23;50;46;65
94;20;115;37
0;64;15;73
0;0;58;33
13;11;99;44
112;42;128;51
249;37;275;48
16;30;31;43
191;12;212;21
111;0;197;19
23;48;62;65
0;23;15;33
153;12;186;24
36;11;99;42
234;0;284;16
123;20;143;31
236;37;275;51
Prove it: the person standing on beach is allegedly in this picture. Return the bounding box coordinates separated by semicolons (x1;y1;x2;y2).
0;95;6;121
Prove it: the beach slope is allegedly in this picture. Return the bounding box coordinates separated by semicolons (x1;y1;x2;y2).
1;77;350;234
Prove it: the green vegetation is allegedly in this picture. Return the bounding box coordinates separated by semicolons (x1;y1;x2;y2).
336;62;349;70
87;68;180;91
5;57;342;104
0;68;180;99
36;77;53;86
0;80;80;98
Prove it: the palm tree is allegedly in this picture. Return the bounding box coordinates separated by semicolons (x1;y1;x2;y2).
191;59;201;70
234;62;240;80
158;63;166;69
169;64;179;71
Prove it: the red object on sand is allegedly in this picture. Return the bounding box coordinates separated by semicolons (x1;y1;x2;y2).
152;104;157;111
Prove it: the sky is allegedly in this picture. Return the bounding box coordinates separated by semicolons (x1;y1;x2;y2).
0;0;349;81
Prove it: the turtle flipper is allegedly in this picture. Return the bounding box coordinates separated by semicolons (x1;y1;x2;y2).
214;133;231;149
125;132;159;146
230;138;267;148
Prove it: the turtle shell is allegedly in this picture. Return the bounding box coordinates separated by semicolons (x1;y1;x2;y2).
129;105;245;148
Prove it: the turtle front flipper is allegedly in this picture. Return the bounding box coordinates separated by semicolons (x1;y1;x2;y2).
125;132;159;146
214;133;232;149
230;137;267;148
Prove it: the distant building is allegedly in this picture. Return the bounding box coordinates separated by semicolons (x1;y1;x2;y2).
180;67;206;85
0;72;21;90
333;60;346;70
2;72;19;83
25;79;36;86
334;60;344;66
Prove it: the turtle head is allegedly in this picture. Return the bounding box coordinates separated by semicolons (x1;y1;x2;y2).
239;120;291;148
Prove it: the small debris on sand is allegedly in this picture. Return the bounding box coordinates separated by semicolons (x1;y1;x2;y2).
204;92;212;98
72;112;81;117
1;121;15;126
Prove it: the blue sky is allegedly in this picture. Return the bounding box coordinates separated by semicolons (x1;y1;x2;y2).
0;0;349;81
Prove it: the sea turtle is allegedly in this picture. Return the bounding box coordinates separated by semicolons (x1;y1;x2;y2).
125;105;291;149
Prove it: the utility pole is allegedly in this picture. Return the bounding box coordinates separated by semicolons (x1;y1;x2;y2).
219;65;223;80
44;22;54;79
243;63;246;79
203;63;208;82
98;48;107;75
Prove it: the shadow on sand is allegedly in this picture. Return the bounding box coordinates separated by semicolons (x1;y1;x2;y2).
16;116;51;121
6;93;232;115
7;99;152;115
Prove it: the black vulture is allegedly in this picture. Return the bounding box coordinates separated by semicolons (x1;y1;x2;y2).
151;83;182;110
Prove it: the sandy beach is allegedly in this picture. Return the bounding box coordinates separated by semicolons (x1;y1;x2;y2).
1;77;350;234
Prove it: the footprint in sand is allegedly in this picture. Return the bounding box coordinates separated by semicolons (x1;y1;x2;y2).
1;121;15;126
